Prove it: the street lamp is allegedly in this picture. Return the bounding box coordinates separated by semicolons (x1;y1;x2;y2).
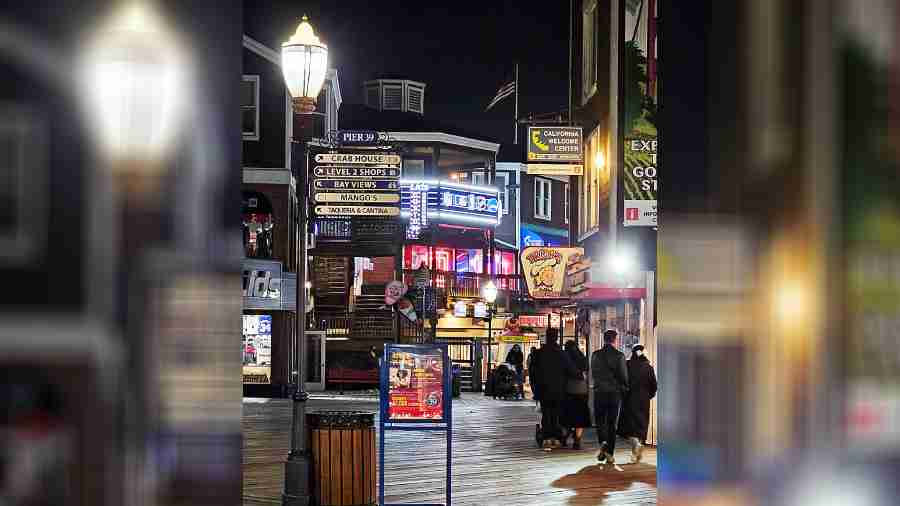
78;1;186;502
282;15;328;114
281;14;328;506
482;279;498;388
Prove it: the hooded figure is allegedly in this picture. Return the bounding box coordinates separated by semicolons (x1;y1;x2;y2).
618;345;658;457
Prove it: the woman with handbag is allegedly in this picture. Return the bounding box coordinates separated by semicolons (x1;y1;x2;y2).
561;340;591;449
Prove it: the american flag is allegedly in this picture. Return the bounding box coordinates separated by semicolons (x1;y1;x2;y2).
485;80;516;111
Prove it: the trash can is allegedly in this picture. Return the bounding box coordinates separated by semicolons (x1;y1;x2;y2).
308;411;377;506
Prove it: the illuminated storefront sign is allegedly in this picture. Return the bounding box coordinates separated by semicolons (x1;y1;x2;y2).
242;259;297;311
400;180;501;234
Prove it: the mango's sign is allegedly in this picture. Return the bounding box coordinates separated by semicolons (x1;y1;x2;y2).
314;193;401;204
520;247;591;299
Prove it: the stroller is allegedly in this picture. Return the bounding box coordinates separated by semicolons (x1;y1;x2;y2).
491;363;522;400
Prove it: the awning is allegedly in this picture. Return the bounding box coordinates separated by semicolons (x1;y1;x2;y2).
573;284;646;301
520;223;568;248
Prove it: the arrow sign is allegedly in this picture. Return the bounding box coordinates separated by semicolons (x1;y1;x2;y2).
315;205;401;217
313;166;401;178
315;153;401;165
314;193;401;204
314;179;399;190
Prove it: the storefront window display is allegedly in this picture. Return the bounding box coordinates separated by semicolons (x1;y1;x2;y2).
242;314;272;384
242;192;275;259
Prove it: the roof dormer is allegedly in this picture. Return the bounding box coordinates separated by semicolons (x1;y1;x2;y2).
363;78;426;115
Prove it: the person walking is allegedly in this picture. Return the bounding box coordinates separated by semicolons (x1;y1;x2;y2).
505;344;525;399
561;340;591;450
591;329;629;466
535;328;578;451
526;346;539;409
618;345;657;463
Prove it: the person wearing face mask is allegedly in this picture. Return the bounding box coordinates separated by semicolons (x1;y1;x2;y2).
617;344;657;463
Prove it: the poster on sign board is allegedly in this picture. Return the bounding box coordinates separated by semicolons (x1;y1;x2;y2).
385;346;447;421
520;247;591;298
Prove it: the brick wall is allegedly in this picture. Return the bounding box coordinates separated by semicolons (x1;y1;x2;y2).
362;256;396;285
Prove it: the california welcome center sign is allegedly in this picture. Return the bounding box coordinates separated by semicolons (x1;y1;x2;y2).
520;246;591;299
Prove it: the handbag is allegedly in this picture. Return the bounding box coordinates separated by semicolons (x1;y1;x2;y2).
566;372;588;396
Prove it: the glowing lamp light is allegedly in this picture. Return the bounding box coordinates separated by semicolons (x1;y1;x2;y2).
595;150;605;169
80;1;186;163
282;15;328;113
609;251;632;275
482;279;498;304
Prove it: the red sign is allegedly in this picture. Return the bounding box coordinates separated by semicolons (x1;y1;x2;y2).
517;314;561;328
626;207;639;221
387;349;444;420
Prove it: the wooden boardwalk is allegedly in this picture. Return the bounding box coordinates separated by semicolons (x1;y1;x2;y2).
243;394;657;505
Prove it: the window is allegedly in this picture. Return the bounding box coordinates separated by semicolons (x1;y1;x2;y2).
579;126;606;237
471;171;486;186
365;85;380;109
383;85;403;110
534;178;551;220
582;0;599;103
403;159;425;178
408;85;424;114
564;183;570;224
242;75;260;140
495;172;510;215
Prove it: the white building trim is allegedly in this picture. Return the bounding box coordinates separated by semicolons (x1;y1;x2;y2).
243;35;280;65
243;168;292;186
386;131;500;153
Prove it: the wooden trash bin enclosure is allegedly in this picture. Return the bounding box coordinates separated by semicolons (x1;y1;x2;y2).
308;411;377;506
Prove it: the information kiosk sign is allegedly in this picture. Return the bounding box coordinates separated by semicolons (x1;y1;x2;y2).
379;343;452;506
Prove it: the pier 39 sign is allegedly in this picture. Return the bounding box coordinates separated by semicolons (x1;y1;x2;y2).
312;152;402;218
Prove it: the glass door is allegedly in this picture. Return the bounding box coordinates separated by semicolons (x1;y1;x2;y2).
305;330;326;391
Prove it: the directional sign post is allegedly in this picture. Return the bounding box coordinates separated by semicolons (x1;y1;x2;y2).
310;151;402;219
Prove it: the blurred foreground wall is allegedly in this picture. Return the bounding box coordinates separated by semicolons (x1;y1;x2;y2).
0;2;243;505
659;0;900;504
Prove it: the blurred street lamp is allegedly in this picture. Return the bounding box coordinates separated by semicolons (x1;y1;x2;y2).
81;1;185;167
281;14;327;506
282;15;328;114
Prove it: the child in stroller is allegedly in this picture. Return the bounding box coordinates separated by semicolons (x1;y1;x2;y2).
492;363;522;400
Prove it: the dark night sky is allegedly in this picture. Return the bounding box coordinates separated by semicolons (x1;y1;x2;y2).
243;0;570;144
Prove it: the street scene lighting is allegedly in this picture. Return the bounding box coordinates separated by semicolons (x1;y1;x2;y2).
482;279;498;304
609;250;633;275
281;15;328;114
80;0;186;164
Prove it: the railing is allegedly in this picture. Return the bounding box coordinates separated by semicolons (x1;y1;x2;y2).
310;310;396;340
402;270;526;300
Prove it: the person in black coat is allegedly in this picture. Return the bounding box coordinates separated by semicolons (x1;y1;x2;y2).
561;340;591;449
505;344;525;398
534;328;579;451
618;344;657;463
591;329;629;465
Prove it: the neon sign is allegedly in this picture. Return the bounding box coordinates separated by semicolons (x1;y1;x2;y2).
400;180;501;233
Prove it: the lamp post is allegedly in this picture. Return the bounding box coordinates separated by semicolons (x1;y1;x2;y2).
80;2;186;503
482;279;498;386
281;15;328;506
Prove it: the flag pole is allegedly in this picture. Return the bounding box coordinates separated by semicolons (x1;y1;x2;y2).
514;63;519;145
